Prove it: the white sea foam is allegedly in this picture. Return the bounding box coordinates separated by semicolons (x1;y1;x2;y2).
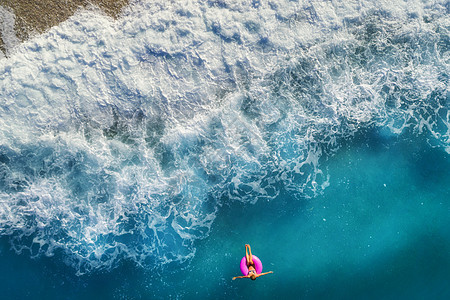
0;5;20;56
0;0;448;274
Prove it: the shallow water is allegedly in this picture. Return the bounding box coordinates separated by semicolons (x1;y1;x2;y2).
0;0;449;299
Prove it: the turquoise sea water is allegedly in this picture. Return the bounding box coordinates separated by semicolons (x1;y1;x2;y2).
1;127;450;299
0;0;449;299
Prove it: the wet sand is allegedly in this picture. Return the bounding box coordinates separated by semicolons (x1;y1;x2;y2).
0;0;129;55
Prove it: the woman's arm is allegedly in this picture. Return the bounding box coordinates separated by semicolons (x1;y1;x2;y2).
256;271;273;278
232;275;249;280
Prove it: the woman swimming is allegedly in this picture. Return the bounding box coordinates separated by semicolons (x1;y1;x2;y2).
232;244;273;281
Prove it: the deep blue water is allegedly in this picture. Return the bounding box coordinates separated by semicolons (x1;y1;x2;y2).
1;127;449;299
0;0;449;299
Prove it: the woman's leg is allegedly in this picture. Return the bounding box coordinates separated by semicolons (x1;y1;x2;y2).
245;244;253;266
245;244;249;264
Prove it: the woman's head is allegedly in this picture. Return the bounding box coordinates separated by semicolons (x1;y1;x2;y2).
250;274;257;280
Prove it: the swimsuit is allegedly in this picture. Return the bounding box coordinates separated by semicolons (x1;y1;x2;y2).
248;269;256;275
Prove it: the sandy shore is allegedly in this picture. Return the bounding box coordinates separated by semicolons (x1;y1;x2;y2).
0;0;129;55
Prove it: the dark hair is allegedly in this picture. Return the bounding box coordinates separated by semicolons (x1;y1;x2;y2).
251;274;256;280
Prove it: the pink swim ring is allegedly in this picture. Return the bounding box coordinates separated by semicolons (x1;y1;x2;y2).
240;255;263;275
